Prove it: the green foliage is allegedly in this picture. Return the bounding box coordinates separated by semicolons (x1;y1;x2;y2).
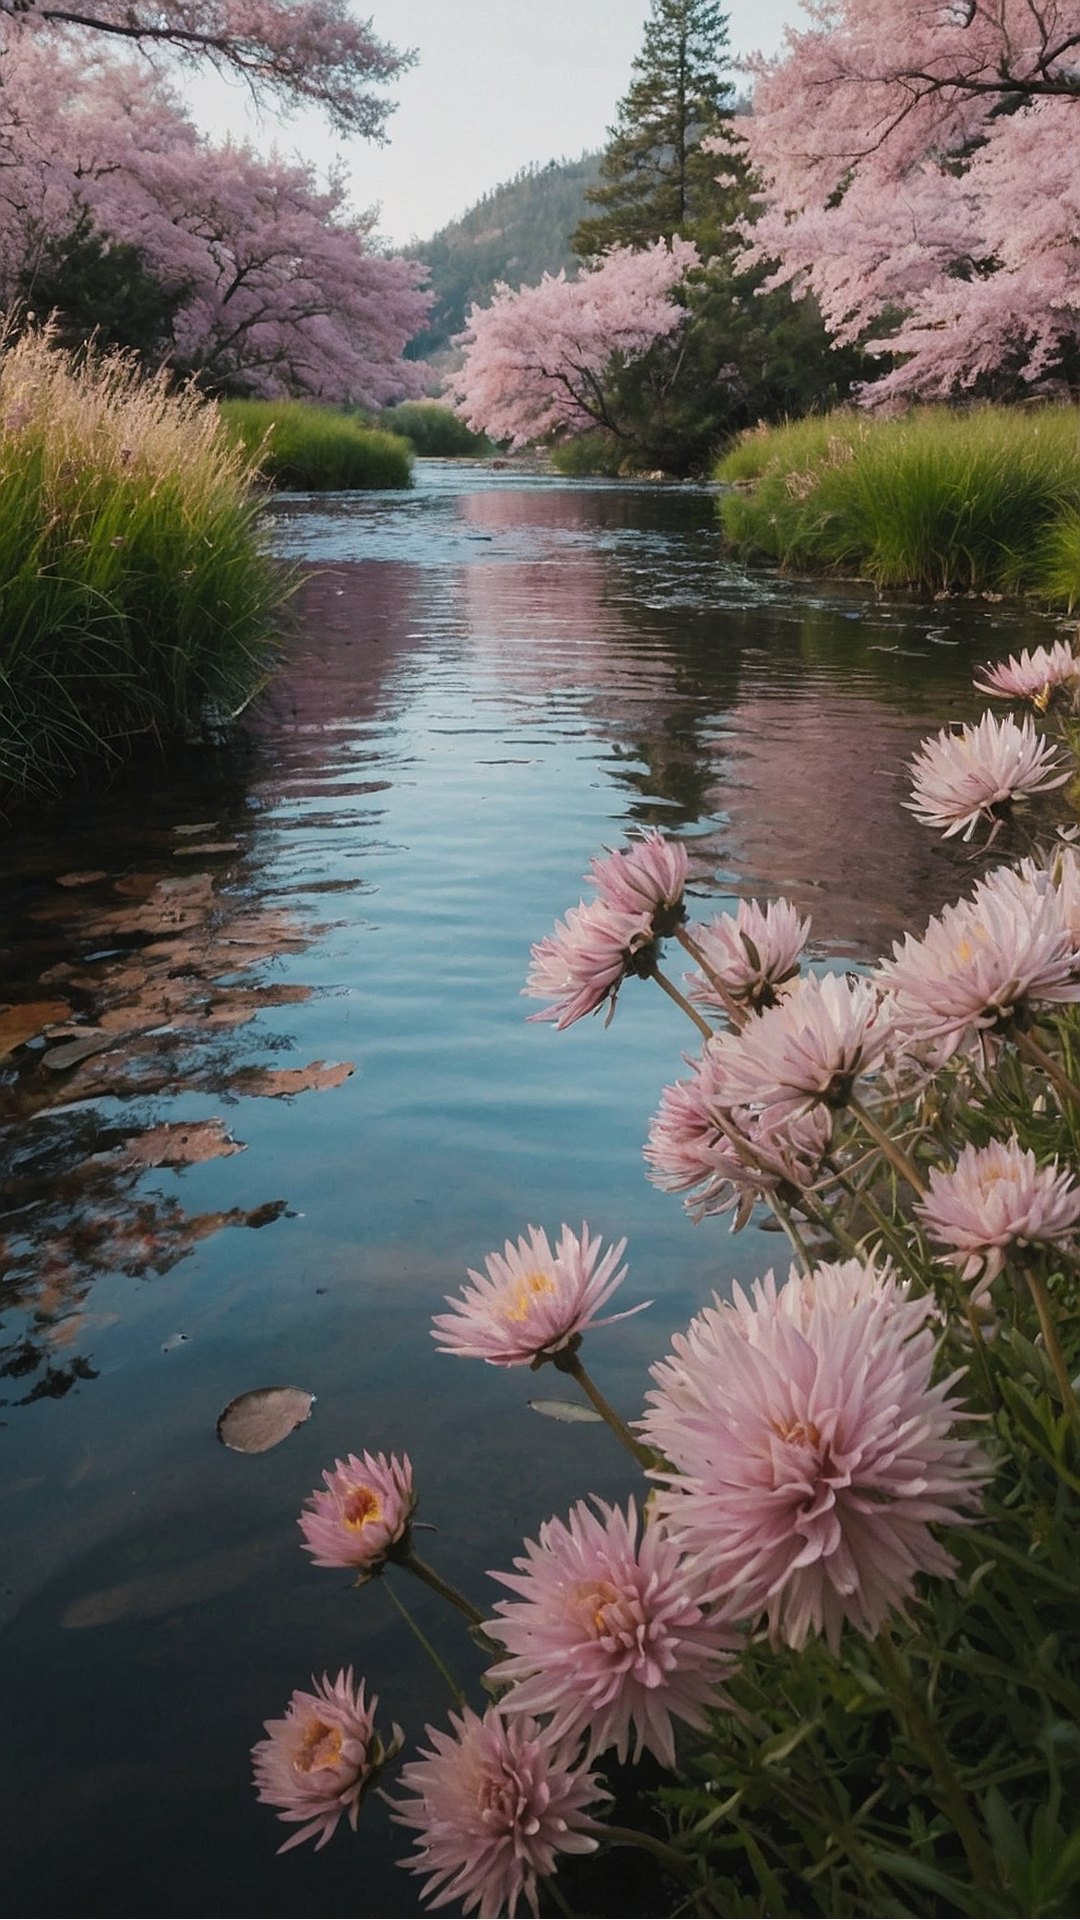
219;398;412;489
406;155;602;361
0;331;287;801
19;208;181;361
375;401;492;456
548;431;626;476
717;405;1080;597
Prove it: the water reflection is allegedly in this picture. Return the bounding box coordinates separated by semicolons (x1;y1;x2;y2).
1;463;1065;1917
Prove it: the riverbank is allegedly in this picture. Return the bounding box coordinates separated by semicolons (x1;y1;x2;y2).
716;406;1080;603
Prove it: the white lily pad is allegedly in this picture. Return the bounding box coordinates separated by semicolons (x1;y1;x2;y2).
217;1386;315;1453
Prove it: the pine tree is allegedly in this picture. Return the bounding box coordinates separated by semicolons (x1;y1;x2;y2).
572;0;737;257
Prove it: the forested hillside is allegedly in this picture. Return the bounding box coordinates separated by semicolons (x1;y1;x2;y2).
406;154;601;360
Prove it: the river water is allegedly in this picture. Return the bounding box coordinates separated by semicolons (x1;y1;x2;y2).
0;463;1060;1916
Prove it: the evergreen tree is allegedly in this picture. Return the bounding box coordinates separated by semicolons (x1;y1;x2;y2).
572;0;738;257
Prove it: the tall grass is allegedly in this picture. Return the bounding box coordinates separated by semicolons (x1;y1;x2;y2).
375;401;493;457
0;330;288;800
220;398;412;489
717;406;1080;602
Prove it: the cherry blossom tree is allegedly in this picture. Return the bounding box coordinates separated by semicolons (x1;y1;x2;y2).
738;0;1080;401
450;239;699;449
2;40;429;399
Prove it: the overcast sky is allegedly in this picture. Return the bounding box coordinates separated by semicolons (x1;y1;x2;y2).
188;0;803;248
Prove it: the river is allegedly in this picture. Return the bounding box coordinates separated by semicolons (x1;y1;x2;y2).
0;462;1059;1916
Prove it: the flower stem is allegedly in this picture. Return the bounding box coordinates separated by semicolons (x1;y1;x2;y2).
847;1093;927;1197
766;1191;814;1267
874;1630;997;1899
675;925;745;1028
651;962;715;1040
597;1824;708;1902
1015;1026;1080;1111
553;1349;654;1469
383;1574;466;1708
1023;1265;1080;1433
401;1550;488;1629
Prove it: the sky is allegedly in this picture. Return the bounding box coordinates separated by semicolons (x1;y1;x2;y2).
188;0;803;248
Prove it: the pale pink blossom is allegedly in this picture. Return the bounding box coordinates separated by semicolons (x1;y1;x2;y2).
432;1223;642;1367
905;712;1068;842
685;898;810;1016
704;971;892;1123
642;1265;984;1650
917;1135;1080;1291
878;863;1080;1060
392;1706;605;1918
299;1451;415;1571
252;1668;397;1853
645;1041;832;1225
486;1498;740;1769
524;896;655;1029
975;639;1080;709
588;829;688;931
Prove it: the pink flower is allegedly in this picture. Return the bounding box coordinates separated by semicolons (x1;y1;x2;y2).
392;1706;605;1918
704;971;892;1123
685;898;810;1016
905;711;1068;842
524;896;655;1029
486;1498;739;1769
252;1668;398;1853
642;1265;984;1651
917;1135;1080;1292
588;829;688;930
878;863;1080;1061
432;1223;642;1367
645;1041;832;1226
299;1451;416;1572
975;639;1080;710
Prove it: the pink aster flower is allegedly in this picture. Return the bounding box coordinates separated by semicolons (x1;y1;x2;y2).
878;863;1080;1061
645;1041;832;1226
524;895;655;1029
486;1497;739;1769
252;1668;399;1853
685;898;810;1017
642;1267;984;1651
432;1222;643;1367
588;828;688;929
703;971;892;1124
299;1451;416;1572
917;1135;1080;1293
905;711;1068;842
392;1705;605;1918
975;638;1080;710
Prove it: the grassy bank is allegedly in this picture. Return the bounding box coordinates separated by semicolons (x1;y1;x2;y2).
375;401;493;457
0;333;288;801
220;399;412;490
716;406;1080;601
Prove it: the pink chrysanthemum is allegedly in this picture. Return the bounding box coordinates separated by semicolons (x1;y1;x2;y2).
703;971;892;1124
975;639;1080;710
253;1668;398;1853
299;1451;416;1571
641;1265;984;1651
392;1706;605;1918
432;1222;643;1367
685;898;810;1017
486;1498;739;1769
878;863;1080;1061
905;711;1068;842
917;1135;1080;1293
588;828;688;927
645;1041;831;1226
524;896;655;1029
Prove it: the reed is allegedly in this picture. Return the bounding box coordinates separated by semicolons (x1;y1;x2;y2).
220;398;412;489
717;405;1080;599
0;331;289;801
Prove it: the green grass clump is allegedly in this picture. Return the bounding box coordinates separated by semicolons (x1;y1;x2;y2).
220;399;412;489
0;331;289;801
549;432;626;477
716;405;1080;599
375;401;493;457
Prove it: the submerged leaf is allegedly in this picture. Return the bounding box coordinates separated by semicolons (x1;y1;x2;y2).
41;1029;115;1070
528;1398;603;1424
217;1385;315;1453
118;1118;246;1169
55;870;107;888
231;1060;355;1097
0;1000;72;1055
